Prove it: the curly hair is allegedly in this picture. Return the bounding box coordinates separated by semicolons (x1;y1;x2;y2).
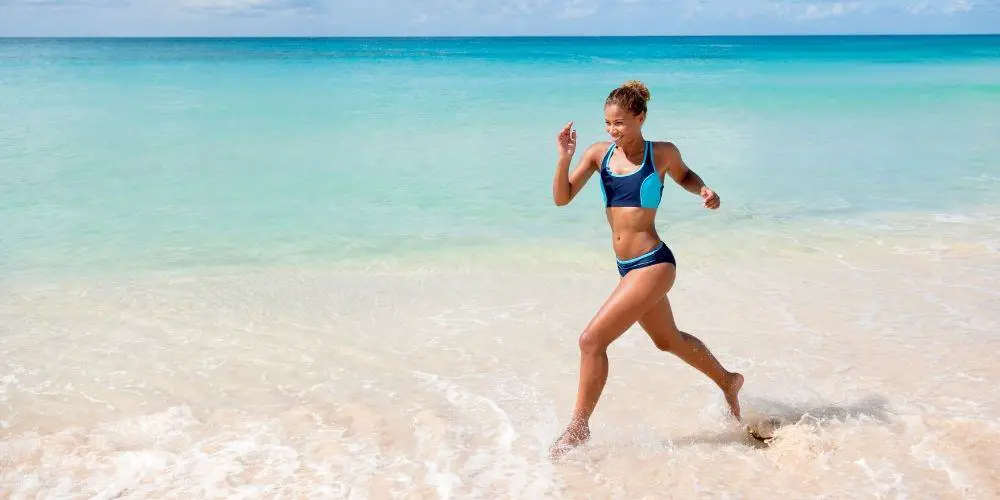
605;80;651;116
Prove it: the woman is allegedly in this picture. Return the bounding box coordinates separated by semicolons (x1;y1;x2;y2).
549;80;744;459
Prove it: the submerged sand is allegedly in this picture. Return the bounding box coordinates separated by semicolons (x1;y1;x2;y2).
2;227;999;498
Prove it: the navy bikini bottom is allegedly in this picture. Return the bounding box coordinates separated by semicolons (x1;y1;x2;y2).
616;241;676;277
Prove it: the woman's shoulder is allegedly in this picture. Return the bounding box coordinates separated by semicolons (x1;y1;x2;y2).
581;140;615;160
648;140;684;170
586;140;614;151
649;140;682;158
649;140;679;152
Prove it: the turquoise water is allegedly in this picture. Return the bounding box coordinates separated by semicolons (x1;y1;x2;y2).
2;36;999;278
3;38;1000;499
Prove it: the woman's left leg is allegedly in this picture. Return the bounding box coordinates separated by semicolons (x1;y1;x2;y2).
638;295;744;420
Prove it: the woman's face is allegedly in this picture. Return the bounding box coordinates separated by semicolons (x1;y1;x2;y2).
604;104;645;145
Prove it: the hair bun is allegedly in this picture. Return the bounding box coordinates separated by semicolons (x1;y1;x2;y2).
622;80;651;102
605;80;651;116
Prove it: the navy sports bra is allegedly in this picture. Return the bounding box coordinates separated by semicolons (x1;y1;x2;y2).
598;141;663;209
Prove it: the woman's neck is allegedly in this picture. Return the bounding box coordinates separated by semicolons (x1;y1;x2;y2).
618;135;645;160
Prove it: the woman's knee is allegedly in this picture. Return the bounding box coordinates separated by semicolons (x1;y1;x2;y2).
652;337;672;352
578;328;610;355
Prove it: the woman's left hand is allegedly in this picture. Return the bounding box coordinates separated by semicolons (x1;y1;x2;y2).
700;187;720;210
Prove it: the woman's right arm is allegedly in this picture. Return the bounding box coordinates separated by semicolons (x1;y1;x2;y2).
552;122;599;206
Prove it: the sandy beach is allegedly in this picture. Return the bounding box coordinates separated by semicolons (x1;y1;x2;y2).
3;218;999;498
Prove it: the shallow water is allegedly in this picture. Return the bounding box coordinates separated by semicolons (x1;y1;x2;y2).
2;35;1000;498
3;221;999;498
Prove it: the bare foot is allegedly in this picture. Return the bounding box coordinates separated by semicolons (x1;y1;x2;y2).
723;372;744;421
548;423;590;460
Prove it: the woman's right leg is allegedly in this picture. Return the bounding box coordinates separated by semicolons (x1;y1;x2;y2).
549;262;677;459
638;296;744;420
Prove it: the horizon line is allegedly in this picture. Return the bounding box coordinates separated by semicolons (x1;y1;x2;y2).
1;32;999;40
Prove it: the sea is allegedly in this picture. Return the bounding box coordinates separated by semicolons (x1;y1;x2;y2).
1;35;999;498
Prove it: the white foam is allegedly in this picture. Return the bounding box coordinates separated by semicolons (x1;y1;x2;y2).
2;233;999;497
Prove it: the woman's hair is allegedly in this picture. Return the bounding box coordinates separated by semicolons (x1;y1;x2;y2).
605;80;651;116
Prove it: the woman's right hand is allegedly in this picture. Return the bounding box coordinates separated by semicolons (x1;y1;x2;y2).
557;121;577;159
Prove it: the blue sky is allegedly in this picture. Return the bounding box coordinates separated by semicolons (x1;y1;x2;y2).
0;0;997;36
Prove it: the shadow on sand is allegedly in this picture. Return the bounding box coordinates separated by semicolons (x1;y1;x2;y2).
667;394;892;450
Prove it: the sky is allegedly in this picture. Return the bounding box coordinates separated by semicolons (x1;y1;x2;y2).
0;0;997;37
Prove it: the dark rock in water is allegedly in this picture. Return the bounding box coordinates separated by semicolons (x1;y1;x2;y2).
745;416;785;442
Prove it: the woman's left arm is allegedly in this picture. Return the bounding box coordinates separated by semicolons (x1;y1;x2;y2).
656;141;720;210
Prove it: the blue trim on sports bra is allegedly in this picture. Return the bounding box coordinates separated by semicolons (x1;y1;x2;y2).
598;140;664;209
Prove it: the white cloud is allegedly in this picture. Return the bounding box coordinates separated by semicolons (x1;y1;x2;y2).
1;0;996;36
498;0;553;15
800;1;861;19
942;0;973;12
182;0;318;14
558;0;598;18
684;0;706;18
0;0;127;6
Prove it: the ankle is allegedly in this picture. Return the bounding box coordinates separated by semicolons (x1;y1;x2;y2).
722;371;743;389
567;417;590;431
